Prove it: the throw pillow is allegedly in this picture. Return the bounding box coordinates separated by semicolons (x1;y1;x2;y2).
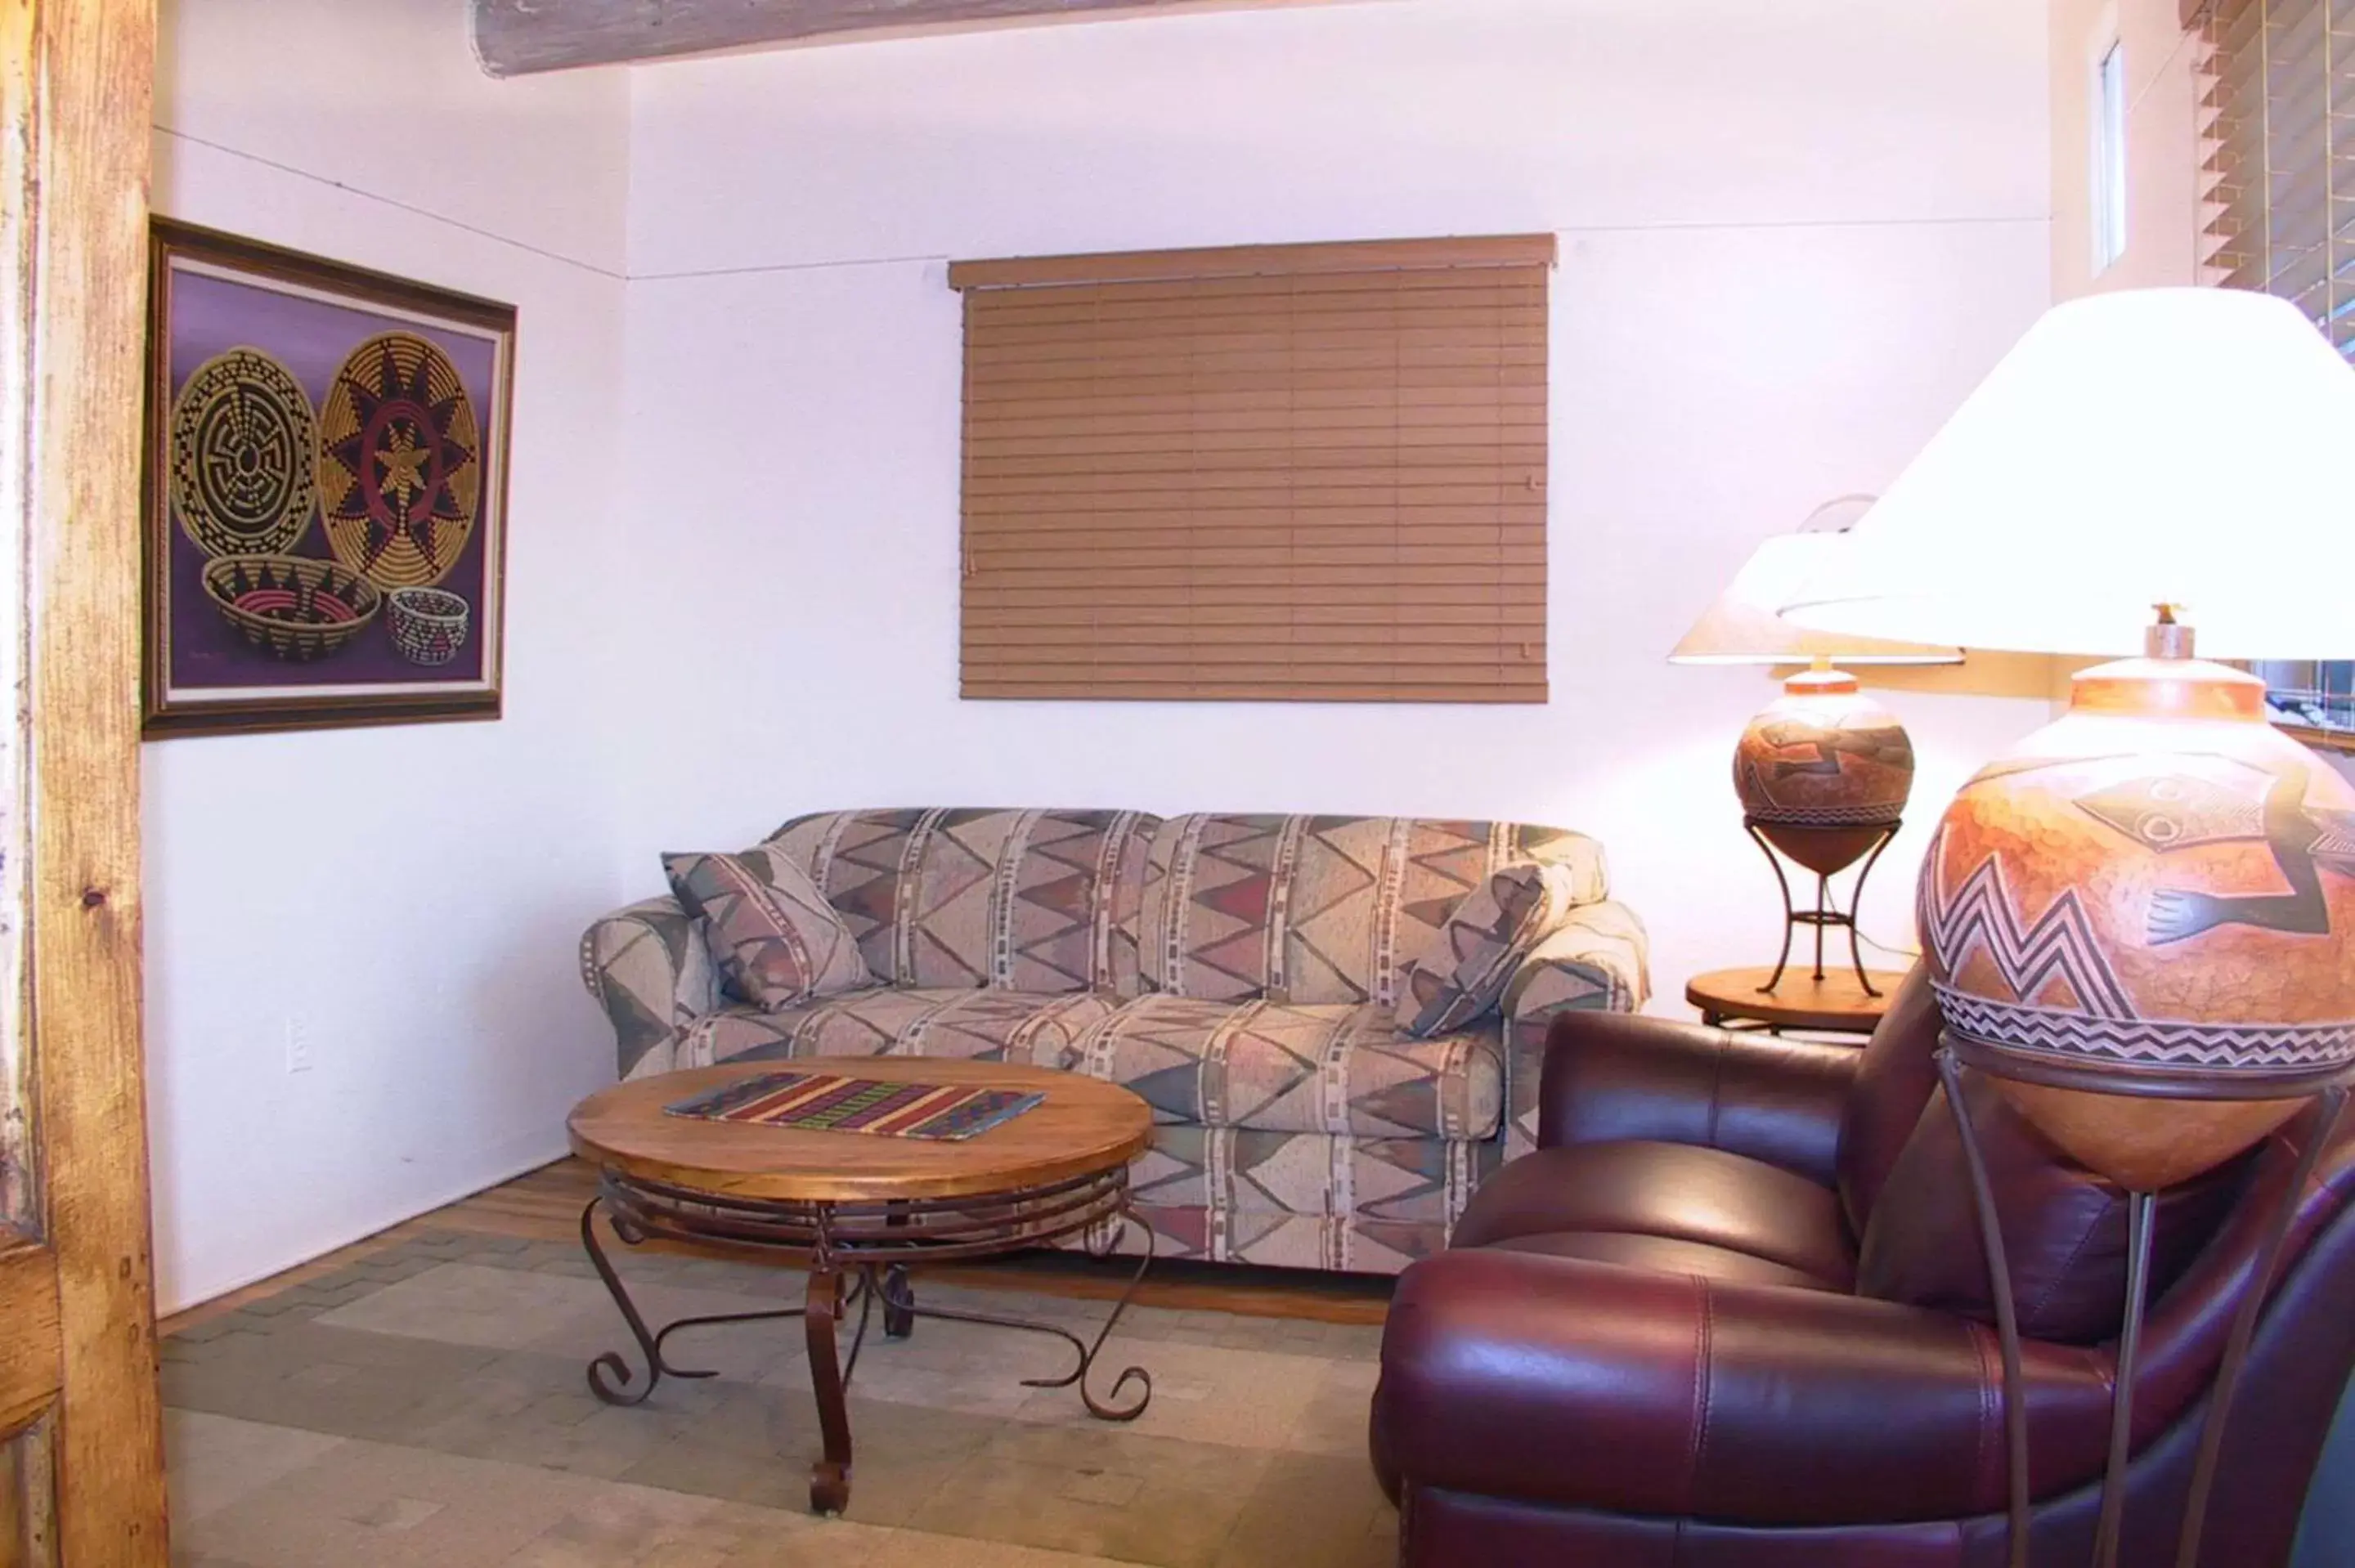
662;847;872;1010
1397;861;1577;1038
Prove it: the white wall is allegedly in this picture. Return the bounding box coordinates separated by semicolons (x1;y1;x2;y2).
146;0;633;1310
616;0;2058;1010
2049;0;2206;298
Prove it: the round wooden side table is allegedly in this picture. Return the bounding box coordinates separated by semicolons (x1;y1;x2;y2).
1685;965;1909;1037
567;1056;1155;1515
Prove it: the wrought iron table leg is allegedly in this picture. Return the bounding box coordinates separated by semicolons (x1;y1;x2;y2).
805;1261;855;1514
881;1262;915;1340
871;1212;1156;1421
581;1195;813;1406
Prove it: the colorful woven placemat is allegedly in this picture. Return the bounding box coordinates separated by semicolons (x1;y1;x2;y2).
664;1070;1045;1142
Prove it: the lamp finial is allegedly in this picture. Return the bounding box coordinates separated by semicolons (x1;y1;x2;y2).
2146;603;2196;661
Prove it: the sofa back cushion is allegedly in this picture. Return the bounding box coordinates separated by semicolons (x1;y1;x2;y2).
1134;814;1607;1006
765;808;1160;994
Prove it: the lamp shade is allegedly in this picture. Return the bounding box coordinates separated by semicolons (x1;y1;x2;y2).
1667;534;1963;665
1782;288;2355;659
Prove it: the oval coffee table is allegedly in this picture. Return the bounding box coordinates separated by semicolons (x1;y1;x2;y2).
567;1056;1156;1514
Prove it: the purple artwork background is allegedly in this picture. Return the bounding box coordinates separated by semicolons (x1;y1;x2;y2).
166;266;499;691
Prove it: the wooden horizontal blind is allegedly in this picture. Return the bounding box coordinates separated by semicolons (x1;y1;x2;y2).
949;235;1554;702
2198;0;2355;355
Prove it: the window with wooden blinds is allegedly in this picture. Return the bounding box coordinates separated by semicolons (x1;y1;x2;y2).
948;235;1554;702
2196;0;2355;352
2195;0;2355;747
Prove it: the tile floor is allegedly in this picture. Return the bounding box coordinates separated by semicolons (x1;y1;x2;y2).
164;1232;1397;1567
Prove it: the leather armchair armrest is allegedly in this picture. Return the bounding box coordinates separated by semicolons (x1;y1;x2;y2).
1375;1247;2111;1526
580;894;721;1080
1497;900;1651;1158
1537;1009;1859;1185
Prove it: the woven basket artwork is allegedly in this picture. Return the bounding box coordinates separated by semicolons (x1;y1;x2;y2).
388;586;471;666
199;553;384;662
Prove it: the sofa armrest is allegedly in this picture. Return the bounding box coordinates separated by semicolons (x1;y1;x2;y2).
1375;1247;2111;1527
580;895;720;1080
1497;900;1650;1159
1537;1010;1860;1185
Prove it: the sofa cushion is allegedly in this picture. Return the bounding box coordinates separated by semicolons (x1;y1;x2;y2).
1135;814;1608;1006
763;808;1161;995
1072;993;1504;1140
683;987;1119;1069
1449;1142;1857;1288
1397;861;1577;1037
662;848;871;1010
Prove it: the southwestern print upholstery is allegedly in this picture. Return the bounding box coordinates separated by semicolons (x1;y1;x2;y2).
1070;995;1502;1140
764;808;1159;995
662;849;872;1010
580;894;720;1082
680;988;1121;1073
1136;814;1606;1006
581;806;1648;1275
1398;859;1581;1037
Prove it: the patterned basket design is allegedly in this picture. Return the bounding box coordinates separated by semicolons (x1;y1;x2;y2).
388;585;470;666
199;553;383;661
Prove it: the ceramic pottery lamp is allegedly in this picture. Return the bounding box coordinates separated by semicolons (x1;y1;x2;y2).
1784;284;2355;1568
1671;529;1961;993
1787;288;2355;1189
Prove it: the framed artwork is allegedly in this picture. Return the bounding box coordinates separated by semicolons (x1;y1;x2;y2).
141;219;514;737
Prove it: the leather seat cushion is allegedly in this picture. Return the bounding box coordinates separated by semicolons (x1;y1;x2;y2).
1451;1141;1857;1288
1485;1230;1842;1292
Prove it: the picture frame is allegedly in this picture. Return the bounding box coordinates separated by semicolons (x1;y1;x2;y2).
142;219;515;738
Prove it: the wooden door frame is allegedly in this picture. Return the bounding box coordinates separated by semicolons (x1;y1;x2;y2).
2;0;169;1559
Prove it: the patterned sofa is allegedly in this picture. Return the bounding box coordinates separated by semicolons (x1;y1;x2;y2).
580;808;1649;1274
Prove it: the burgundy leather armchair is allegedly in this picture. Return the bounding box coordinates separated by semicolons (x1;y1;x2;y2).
1372;968;2355;1566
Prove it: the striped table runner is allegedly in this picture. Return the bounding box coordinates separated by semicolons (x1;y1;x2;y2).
664;1070;1045;1142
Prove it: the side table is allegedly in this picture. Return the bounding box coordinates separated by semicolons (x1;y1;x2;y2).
1685;965;1907;1038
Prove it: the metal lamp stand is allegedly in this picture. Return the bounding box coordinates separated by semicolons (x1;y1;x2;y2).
1745;818;1899;997
1934;1041;2351;1568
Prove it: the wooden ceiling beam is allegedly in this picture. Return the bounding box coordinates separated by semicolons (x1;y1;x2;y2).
473;0;1227;76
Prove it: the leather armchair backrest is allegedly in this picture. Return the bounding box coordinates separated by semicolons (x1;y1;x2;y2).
1834;963;1945;1233
1855;1069;2250;1342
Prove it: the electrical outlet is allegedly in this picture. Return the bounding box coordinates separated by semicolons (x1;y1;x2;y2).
285;1015;313;1074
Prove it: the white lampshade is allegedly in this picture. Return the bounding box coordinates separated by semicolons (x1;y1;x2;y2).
1668;533;1962;665
1781;288;2355;660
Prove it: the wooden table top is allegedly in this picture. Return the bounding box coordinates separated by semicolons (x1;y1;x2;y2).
1684;965;1909;1033
567;1057;1154;1203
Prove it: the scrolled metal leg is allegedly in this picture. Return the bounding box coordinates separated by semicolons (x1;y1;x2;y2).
581;1198;671;1406
869;1213;1156;1422
1065;1213;1155;1421
582;1195;813;1405
805;1261;854;1515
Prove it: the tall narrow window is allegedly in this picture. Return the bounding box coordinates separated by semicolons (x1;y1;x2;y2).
2093;38;2129;272
949;235;1554;703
